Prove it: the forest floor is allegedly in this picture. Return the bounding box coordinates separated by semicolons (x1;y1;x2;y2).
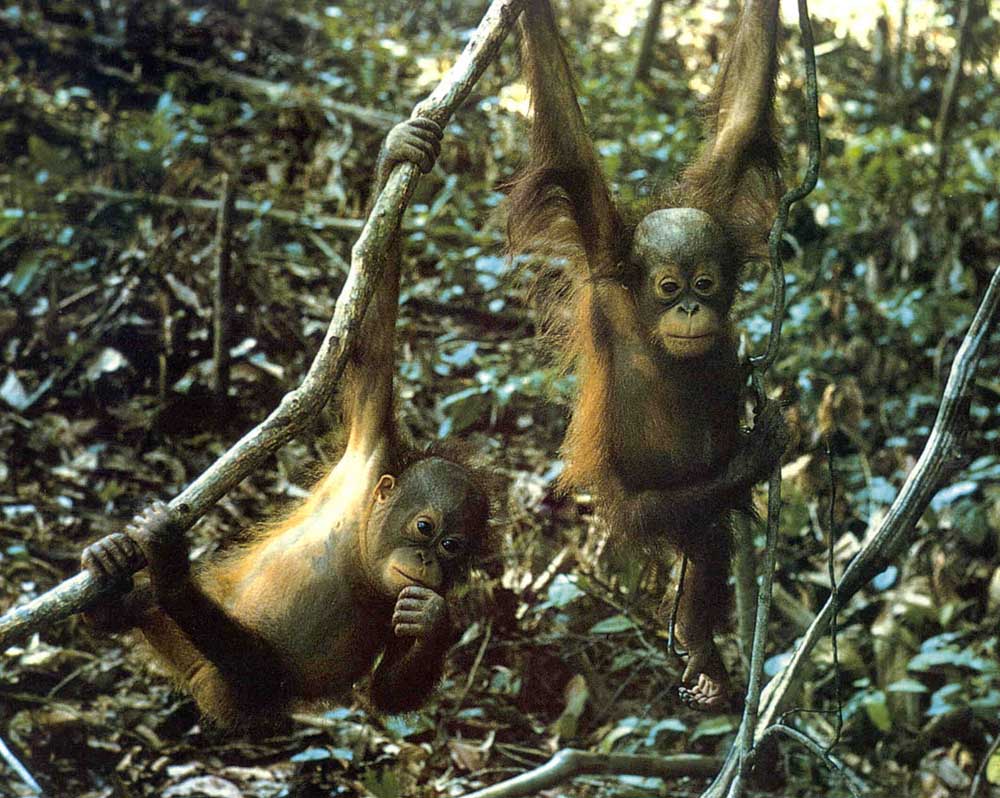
2;0;999;796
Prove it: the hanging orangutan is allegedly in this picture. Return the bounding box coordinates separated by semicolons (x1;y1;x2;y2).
505;0;790;711
80;117;496;727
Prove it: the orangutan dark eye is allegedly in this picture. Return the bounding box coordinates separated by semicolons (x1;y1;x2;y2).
694;277;714;293
415;518;434;536
657;279;680;297
440;537;463;556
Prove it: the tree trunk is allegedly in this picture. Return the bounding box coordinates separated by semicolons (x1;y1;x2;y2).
630;0;666;88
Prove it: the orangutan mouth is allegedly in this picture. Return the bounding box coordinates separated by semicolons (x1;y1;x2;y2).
393;567;428;587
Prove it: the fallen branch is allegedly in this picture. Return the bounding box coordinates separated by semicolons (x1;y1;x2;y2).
211;173;237;398
0;734;41;796
461;749;722;798
165;57;405;130
70;187;489;246
77;186;366;232
0;0;525;649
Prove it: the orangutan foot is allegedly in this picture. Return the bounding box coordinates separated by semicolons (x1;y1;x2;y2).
677;640;731;713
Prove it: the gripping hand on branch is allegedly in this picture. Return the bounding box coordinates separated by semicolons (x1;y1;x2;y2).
728;398;790;488
374;118;443;194
81;501;186;598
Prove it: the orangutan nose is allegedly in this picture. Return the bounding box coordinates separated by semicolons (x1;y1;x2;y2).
679;301;700;316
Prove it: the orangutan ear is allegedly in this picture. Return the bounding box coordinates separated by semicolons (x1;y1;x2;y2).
373;474;396;504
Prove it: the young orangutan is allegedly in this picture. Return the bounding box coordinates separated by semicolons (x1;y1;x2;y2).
81;117;494;727
505;0;790;711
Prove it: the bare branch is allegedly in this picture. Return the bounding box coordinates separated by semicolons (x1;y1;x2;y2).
755;725;866;796
0;734;41;796
459;749;722;798
211;173;237;398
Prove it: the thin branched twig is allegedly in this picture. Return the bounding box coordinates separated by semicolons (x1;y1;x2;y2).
0;734;41;796
724;0;822;793
756;724;865;796
751;0;821;375
969;731;1000;798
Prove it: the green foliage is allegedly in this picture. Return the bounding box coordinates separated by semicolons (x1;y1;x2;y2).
1;1;998;795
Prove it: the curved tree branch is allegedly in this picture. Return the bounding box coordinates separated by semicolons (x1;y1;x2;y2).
0;0;525;649
460;750;722;798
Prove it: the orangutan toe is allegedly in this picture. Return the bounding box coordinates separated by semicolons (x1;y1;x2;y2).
678;672;729;712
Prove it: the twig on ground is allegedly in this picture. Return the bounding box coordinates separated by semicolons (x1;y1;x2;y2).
459;749;722;798
452;620;493;713
0;734;42;795
79;186;367;232
211;173;237;398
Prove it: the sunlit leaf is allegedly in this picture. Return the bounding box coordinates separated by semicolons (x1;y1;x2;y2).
987;753;1000;785
690;717;735;741
863;691;892;732
588;615;634;634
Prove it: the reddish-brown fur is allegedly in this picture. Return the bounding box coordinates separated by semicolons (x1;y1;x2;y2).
505;0;786;710
82;119;496;727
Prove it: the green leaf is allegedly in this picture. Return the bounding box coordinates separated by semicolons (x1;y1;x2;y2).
362;768;401;798
291;747;331;762
690;716;735;741
887;678;928;694
864;691;892;732
645;718;687;746
589;614;634;634
986;752;1000;785
440;341;478;368
383;714;433;739
9;254;44;297
437;385;490;437
910;648;1000;673
552;674;589;738
547;574;584;608
610;650;642;672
